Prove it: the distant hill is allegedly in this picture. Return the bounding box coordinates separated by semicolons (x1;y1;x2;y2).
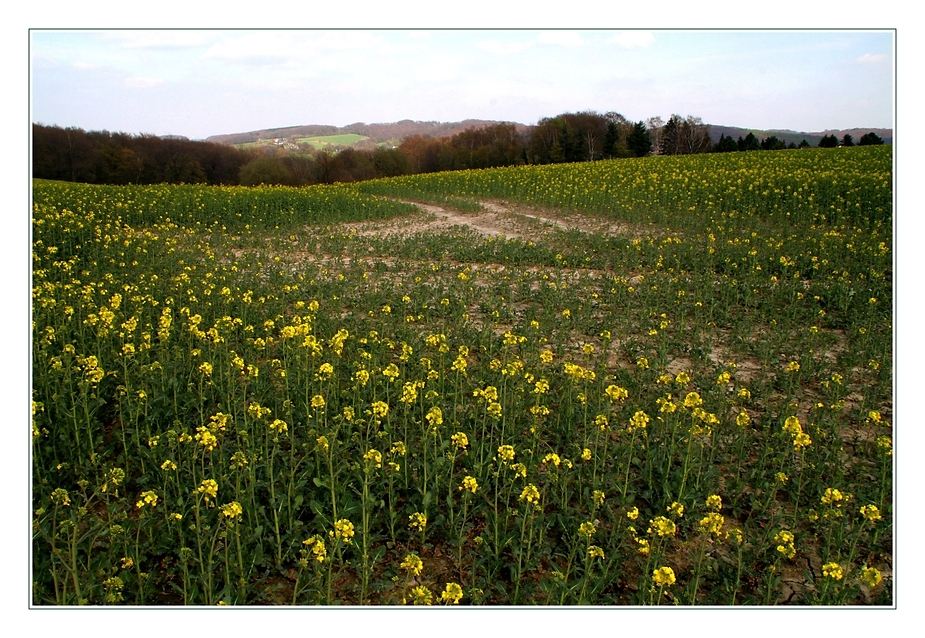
707;125;892;146
206;119;531;148
205;119;892;151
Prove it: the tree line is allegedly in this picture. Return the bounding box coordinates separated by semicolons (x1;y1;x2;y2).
33;117;887;187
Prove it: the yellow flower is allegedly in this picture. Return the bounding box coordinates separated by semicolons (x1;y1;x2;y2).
648;516;676;538
519;484;541;507
876;435;892;456
220;501;243;523
310;394;326;410
160;460;177;471
652;566;676;587
792;432;812;450
628;410;650;433
774;530;796;559
736;410;751;427
197;479;218;502
860;504;882;523
543;452;561;468
247;401;271;419
861;566;882;589
726;527;744;545
451;432;469;450
587;545;605;560
581;448;592;461
268;418;288;435
683;392;703;408
605;384;629;402
593;490;605;507
783;415;802;436
440;582;464;604
302;535;327;563
706;494;723;511
120;556;134;570
425;406;443;428
460;476;479;494
136;490;158;509
333;518;355;544
699;512;725;537
497;444;515;463
667;502;684;517
408;585;433;605
821;488;846;506
578;521;597;538
409;512;427;533
371;401;389;418
822;562;844;580
400;552;423;577
316;436;330;452
363;449;382;469
50;488;70;507
194;426;218;452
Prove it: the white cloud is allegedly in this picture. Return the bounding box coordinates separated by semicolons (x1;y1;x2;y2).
124;76;165;88
101;31;218;49
203;31;385;63
536;31;583;47
610;31;655;49
476;40;533;56
856;52;887;64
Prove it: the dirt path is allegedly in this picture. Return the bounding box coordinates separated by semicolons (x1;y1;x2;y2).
347;197;655;242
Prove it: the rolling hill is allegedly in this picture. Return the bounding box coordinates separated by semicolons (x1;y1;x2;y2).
205;119;892;151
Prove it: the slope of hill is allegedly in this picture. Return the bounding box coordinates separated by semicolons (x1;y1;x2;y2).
206;119;529;147
206;118;892;153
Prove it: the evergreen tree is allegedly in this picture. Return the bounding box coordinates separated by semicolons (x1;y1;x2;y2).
819;134;839;148
859;132;884;145
627;121;652;157
714;134;738;152
738;132;760;152
659;116;681;155
760;136;786;151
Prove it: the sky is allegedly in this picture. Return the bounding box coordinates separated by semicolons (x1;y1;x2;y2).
30;29;894;140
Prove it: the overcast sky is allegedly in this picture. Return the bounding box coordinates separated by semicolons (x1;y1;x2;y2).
30;29;893;140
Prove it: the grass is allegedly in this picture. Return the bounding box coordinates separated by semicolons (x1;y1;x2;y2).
295;133;370;149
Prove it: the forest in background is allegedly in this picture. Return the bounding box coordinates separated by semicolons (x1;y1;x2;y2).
32;114;887;187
